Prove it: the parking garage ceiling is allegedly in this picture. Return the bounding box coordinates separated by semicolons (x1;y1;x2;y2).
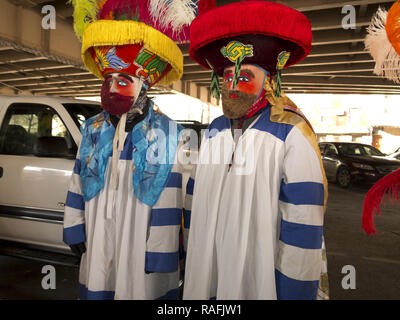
1;0;400;98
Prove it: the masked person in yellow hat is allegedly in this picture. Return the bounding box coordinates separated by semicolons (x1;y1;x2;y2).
183;0;329;300
63;0;195;299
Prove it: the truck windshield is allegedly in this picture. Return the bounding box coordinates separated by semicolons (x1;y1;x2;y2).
63;103;102;127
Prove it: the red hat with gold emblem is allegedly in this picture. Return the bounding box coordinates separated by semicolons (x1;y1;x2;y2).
189;0;312;97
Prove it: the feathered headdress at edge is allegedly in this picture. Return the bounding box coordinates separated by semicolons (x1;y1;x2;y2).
362;168;400;235
68;0;197;85
362;2;400;235
365;1;400;83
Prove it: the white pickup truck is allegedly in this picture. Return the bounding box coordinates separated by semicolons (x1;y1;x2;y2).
0;95;200;267
0;95;102;266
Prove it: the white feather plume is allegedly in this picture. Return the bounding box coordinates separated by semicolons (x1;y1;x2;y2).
365;6;400;83
149;0;197;37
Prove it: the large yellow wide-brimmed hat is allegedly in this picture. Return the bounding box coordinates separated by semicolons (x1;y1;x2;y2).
69;0;196;86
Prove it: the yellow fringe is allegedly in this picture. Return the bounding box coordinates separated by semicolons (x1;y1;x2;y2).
81;20;183;85
264;80;329;212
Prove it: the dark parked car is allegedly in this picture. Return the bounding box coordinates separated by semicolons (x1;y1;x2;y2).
388;147;400;160
319;142;400;188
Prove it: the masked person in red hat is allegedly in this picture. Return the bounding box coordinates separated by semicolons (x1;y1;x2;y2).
63;0;195;299
183;0;329;300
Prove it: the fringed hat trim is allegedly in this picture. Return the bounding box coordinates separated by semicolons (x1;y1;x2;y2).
82;20;183;86
189;1;312;74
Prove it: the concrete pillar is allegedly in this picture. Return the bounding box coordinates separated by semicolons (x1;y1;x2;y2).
199;86;208;102
188;82;197;98
171;80;184;93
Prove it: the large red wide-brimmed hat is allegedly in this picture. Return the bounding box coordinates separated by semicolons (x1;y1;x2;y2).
189;0;313;76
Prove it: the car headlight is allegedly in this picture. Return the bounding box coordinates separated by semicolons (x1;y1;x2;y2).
352;162;374;171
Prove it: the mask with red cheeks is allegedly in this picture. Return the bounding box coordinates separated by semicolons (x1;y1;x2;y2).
101;73;141;116
221;64;267;119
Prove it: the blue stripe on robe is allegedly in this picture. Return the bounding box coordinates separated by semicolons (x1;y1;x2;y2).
166;172;182;188
150;208;182;226
78;283;178;300
186;178;194;195
205;116;230;139
251;107;293;141
145;251;179;272
119;132;132;160
280;220;323;250
73;159;81;174
183;209;191;229
63;223;86;245
279;180;324;206
78;283;115;300
65;191;85;210
275;269;319;300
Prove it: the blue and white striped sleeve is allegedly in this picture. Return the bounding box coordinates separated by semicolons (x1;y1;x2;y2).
275;126;325;300
183;165;196;254
145;158;183;273
63;147;86;246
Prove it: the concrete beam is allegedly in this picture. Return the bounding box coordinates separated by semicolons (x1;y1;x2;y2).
282;84;400;93
5;74;98;87
0;0;82;65
18;80;102;91
0;69;90;81
0;59;72;74
0;50;45;63
309;43;368;57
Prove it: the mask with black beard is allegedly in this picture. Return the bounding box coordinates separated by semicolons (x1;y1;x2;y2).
221;83;258;119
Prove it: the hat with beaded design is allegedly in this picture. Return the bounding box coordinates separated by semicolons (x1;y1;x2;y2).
69;0;197;87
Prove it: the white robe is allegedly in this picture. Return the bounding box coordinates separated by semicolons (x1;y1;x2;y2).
63;131;184;300
183;107;328;300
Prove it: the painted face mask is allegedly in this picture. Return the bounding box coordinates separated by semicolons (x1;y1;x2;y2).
221;65;268;119
101;73;143;115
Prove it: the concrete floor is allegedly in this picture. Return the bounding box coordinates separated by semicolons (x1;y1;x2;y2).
0;182;399;300
0;255;78;299
324;182;400;300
